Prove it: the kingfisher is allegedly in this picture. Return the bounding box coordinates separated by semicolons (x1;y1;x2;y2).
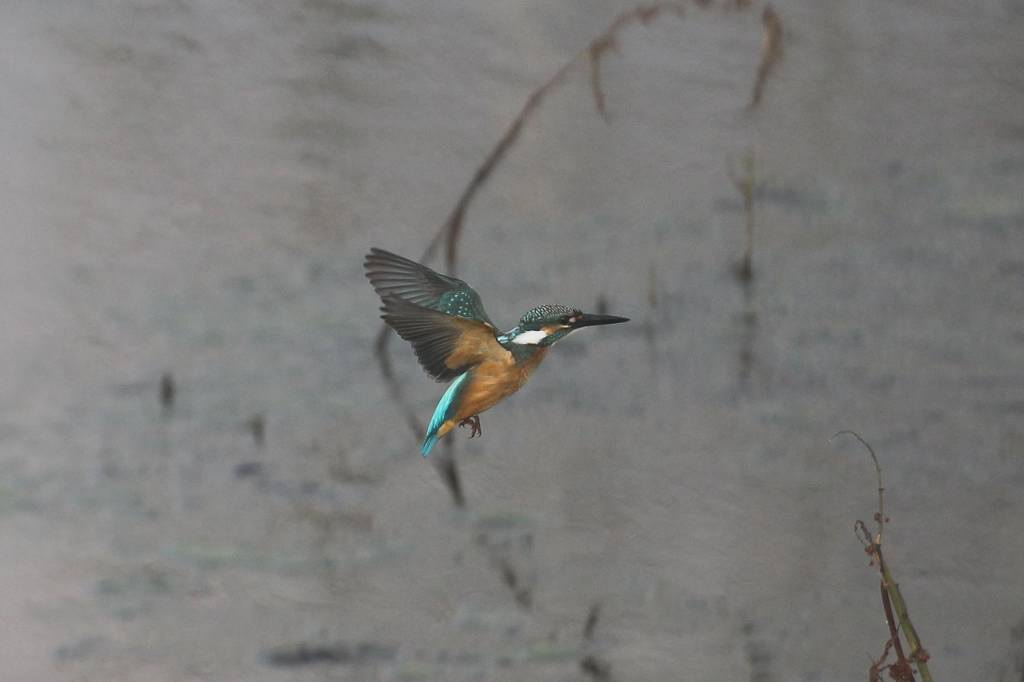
364;248;628;456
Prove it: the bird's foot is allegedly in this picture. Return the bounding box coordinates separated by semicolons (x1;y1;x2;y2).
458;415;482;439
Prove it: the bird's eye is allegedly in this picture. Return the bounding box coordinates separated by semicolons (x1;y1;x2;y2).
560;315;571;324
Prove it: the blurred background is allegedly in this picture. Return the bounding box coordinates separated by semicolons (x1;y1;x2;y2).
2;0;1023;680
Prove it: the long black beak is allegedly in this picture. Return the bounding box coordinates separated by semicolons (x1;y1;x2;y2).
572;312;630;328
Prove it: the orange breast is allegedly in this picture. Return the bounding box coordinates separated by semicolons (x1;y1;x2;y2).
452;348;549;423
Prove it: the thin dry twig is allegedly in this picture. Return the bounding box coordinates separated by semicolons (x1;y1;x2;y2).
159;371;175;413
430;2;698;275
588;34;616;119
580;602;612;680
588;4;677;120
373;329;423;439
495;555;532;608
583;603;602;641
831;431;934;682
834;430;885;543
750;4;782;108
727;147;757;282
434;440;465;508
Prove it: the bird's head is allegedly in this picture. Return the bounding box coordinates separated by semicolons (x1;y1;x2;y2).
507;304;629;347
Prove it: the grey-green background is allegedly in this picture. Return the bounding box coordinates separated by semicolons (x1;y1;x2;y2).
2;1;1023;680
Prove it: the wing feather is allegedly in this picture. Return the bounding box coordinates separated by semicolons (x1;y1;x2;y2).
379;295;509;382
364;248;495;325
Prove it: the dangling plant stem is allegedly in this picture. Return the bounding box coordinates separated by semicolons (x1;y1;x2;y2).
833;431;933;682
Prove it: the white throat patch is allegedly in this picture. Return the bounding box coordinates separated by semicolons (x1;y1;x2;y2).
511;329;549;345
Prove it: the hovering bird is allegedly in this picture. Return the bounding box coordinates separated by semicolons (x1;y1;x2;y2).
364;248;629;456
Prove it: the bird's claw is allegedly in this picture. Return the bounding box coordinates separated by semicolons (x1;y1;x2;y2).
458;415;482;439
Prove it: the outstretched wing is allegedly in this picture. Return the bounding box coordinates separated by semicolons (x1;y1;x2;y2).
364;248;496;326
378;295;511;382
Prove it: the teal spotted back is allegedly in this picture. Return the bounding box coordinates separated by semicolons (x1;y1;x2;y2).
438;288;491;323
365;248;496;326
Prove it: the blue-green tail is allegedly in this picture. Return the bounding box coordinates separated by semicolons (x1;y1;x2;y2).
421;371;470;457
